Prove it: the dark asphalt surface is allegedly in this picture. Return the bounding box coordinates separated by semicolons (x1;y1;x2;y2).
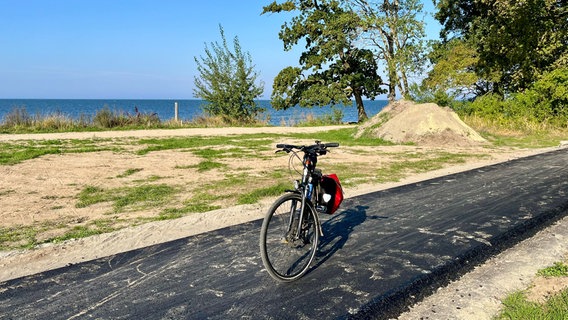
1;148;567;320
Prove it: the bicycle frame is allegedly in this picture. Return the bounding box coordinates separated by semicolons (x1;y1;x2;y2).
288;149;324;240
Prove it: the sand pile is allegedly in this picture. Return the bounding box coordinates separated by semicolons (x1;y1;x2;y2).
357;100;487;146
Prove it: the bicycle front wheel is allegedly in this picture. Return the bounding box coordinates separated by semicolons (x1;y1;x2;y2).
259;193;319;282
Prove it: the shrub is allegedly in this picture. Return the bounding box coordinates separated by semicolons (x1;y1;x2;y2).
2;107;33;127
515;68;568;127
93;106;161;129
93;107;119;128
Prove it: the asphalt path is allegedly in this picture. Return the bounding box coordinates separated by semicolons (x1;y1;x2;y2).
1;148;567;320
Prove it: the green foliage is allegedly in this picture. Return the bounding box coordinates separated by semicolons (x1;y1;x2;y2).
520;68;568;127
263;0;385;122
460;68;568;128
538;262;568;278
421;38;479;98
436;0;567;95
193;25;265;124
93;106;160;128
353;0;427;100
406;82;457;108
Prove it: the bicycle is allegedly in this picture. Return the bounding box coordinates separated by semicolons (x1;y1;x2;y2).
259;141;344;282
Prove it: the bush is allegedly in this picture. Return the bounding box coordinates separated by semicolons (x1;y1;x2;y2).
295;107;344;127
516;68;568;127
461;68;568;128
193;26;265;124
93;106;161;129
2;107;33;127
93;107;122;128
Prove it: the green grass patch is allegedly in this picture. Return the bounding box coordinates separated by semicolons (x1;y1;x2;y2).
136;135;273;155
237;182;290;205
194;160;227;172
494;290;568;320
538;262;568;278
0;225;39;250
76;186;107;208
116;168;143;178
76;184;177;213
494;261;568;319
287;127;393;147
0;139;119;165
49;225;107;243
325;163;372;187
374;152;486;183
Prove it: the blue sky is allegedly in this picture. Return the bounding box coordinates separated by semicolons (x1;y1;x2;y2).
0;0;441;99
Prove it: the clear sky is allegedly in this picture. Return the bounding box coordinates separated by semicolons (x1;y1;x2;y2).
0;0;441;99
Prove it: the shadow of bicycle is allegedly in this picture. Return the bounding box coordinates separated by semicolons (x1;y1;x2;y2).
310;205;388;272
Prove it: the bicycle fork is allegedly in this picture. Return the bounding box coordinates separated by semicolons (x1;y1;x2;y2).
285;189;323;246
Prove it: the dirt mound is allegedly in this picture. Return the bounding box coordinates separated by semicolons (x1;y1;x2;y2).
356;100;487;146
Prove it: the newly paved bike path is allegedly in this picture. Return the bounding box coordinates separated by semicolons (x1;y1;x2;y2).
1;149;567;319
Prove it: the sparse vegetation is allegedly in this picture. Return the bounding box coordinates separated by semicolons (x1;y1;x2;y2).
0;126;565;251
76;184;177;213
494;261;568;320
538;262;568;278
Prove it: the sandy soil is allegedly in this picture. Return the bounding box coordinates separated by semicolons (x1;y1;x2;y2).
1;126;567;319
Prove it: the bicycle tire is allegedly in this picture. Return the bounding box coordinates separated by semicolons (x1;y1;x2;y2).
259;192;319;282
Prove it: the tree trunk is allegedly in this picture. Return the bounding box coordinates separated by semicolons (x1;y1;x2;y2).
387;59;397;102
354;90;368;123
386;32;397;102
400;69;409;97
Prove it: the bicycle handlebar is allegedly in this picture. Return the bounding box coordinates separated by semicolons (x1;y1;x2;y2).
276;141;339;153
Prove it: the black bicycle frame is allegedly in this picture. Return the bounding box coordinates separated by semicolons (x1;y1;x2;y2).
290;150;323;240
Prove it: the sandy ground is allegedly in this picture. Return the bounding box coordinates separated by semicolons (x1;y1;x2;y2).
1;126;567;319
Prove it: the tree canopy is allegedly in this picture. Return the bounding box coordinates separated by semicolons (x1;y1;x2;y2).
434;0;567;95
263;0;385;122
352;0;427;101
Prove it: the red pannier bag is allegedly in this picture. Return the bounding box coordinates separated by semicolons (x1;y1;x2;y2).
319;174;344;214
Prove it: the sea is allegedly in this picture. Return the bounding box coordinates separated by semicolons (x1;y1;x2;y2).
0;99;388;126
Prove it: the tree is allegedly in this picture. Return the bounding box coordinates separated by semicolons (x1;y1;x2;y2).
193;25;264;123
423;38;479;98
263;0;385;122
435;0;568;96
352;0;427;101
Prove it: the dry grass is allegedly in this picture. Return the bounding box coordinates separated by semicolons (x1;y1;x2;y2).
463;114;567;137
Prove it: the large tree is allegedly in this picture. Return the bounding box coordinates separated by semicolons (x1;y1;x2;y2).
435;0;568;95
352;0;427;101
263;0;385;122
193;25;264;123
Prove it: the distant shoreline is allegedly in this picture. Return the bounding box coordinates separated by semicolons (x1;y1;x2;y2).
0;99;388;126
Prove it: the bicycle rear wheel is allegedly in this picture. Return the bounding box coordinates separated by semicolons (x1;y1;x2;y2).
259;193;319;282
